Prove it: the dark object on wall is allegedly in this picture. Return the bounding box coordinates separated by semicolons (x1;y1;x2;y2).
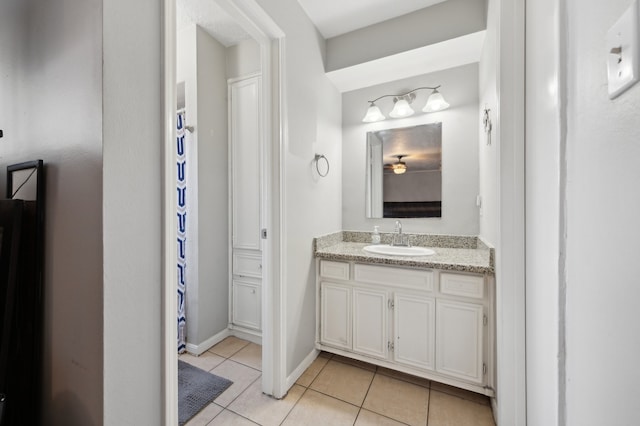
383;201;442;218
0;200;24;426
0;160;45;426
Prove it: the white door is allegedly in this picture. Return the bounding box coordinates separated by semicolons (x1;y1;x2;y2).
394;293;435;371
320;282;351;350
230;76;261;251
435;299;484;383
353;287;388;359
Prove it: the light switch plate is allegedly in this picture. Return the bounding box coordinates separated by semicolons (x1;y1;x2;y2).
607;0;640;99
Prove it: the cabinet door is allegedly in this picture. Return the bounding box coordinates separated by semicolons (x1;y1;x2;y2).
353;287;388;359
320;282;351;350
394;293;435;371
230;76;261;250
435;300;484;383
232;280;261;330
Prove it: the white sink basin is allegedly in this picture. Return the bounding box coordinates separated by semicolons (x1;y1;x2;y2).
363;245;435;257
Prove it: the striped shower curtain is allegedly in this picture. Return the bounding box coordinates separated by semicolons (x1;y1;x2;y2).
177;111;187;353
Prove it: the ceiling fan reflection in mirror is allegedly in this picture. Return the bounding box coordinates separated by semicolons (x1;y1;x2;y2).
384;154;408;175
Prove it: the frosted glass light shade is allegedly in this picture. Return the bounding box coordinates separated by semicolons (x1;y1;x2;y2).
392;163;407;174
362;104;385;122
423;89;450;112
389;98;415;118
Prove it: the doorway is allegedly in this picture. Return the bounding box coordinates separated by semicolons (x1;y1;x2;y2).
162;0;286;423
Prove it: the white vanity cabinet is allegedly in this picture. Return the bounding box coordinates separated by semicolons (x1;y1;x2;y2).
436;273;486;383
319;282;351;349
353;287;388;359
394;292;436;371
316;259;494;396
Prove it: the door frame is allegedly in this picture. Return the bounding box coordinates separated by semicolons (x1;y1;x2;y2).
161;0;287;423
494;0;527;424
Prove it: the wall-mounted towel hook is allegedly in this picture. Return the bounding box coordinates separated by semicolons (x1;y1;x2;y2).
314;154;330;177
185;125;195;133
482;106;492;145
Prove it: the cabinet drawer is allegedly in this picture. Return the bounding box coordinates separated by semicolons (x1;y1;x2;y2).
320;260;350;281
354;264;433;291
440;273;484;299
233;252;262;278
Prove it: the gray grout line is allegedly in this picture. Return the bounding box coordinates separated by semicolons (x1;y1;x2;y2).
426;383;432;426
352;368;377;426
278;386;309;426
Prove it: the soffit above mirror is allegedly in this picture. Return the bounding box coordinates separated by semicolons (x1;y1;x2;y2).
326;30;485;93
296;0;448;39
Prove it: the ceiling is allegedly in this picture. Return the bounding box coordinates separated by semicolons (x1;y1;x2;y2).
176;0;479;93
374;123;442;172
295;0;448;39
176;0;251;47
177;0;450;46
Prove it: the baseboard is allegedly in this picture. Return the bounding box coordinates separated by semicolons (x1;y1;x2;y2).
228;326;262;345
285;348;319;389
490;396;498;425
186;328;231;356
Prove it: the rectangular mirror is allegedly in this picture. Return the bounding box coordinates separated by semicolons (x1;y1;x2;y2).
366;123;442;218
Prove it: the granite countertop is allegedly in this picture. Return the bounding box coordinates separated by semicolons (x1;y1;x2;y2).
314;232;494;274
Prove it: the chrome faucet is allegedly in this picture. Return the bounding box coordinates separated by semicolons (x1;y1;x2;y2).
392;220;410;247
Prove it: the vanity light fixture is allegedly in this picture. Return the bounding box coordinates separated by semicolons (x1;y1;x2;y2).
362;86;449;123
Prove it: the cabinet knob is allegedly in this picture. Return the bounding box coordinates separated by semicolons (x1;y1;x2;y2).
251;289;256;294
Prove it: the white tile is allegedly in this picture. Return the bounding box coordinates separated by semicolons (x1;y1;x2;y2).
282;390;359;426
184;403;223;426
211;360;261;407
228;380;304;426
179;352;226;372
207;409;259;426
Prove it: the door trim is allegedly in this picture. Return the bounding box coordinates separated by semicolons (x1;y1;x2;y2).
161;0;177;423
161;1;287;423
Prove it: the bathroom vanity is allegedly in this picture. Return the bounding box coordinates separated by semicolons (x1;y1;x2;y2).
314;232;495;396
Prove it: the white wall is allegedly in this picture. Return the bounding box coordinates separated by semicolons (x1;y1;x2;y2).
258;0;343;377
326;0;487;72
342;63;479;235
177;24;230;349
227;38;261;78
0;0;104;424
194;26;230;345
103;0;163;424
383;171;442;202
525;0;561;424
478;1;498;246
562;1;640;424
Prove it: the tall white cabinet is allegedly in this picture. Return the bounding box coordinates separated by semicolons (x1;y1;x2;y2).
229;74;262;336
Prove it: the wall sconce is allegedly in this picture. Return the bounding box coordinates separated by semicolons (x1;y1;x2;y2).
362;86;450;123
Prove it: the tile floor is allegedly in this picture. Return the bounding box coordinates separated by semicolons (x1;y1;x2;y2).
180;337;495;426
